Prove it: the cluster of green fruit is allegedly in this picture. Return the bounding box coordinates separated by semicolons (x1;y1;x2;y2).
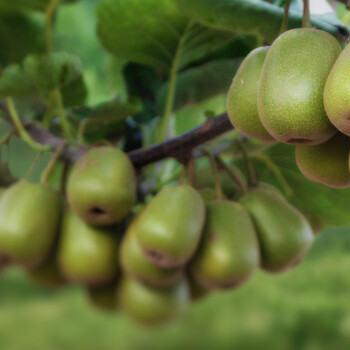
227;28;350;189
0;146;314;325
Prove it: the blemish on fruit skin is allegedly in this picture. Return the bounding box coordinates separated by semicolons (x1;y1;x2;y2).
210;231;217;242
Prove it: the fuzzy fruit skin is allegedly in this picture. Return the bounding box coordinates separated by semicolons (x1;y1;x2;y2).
258;28;340;145
0;181;61;268
67;147;136;226
324;43;350;136
135;186;205;268
88;284;117;312
120;217;183;288
227;46;275;143
58;209;119;286
296;133;350;188
116;276;190;325
191;200;260;290
240;188;313;273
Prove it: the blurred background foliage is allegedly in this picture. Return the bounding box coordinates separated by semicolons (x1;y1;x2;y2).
1;1;350;349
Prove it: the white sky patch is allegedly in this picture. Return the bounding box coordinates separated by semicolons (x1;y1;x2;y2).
310;0;333;14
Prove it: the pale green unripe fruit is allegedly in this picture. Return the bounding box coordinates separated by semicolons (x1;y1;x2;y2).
227;46;275;143
258;28;340;145
135;185;205;268
324;43;350;137
116;276;190;325
296;133;350;188
58;209;119;286
241;187;314;273
0;180;61;268
67;146;136;226
191;200;260;290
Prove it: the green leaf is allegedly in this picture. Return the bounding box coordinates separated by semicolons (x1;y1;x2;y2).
96;0;233;71
252;143;350;230
0;52;83;97
0;13;45;67
175;0;349;43
156;59;241;114
61;76;88;107
0;0;76;13
75;99;142;144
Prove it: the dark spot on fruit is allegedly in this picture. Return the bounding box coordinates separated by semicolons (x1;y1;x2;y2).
147;249;164;262
210;231;217;242
90;207;106;215
287;138;311;144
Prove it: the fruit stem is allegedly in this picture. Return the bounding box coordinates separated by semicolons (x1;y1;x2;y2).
214;155;248;195
5;97;52;152
254;153;293;198
25;152;43;180
302;0;311;28
204;149;224;200
280;0;292;35
0;129;16;147
41;93;57;128
41;140;67;185
51;89;74;143
236;138;257;186
45;0;60;53
178;167;187;185
186;158;196;186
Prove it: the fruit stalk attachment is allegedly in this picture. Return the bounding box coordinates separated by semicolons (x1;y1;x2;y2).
302;0;311;28
236;138;257;186
41;140;67;185
204;149;224;200
5;97;51;152
214;155;248;195
280;0;292;35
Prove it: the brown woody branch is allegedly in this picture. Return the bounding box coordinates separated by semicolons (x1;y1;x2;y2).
24;113;233;168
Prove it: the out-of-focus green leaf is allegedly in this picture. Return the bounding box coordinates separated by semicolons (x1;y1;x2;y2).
251;143;350;230
61;76;88;107
0;13;45;67
156;59;241;114
0;52;82;97
0;0;76;13
96;0;233;72
75;99;142;144
175;0;349;43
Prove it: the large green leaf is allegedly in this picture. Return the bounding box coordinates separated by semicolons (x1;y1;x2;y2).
175;0;349;43
251;143;350;230
96;0;233;71
0;13;45;67
156;59;241;114
0;52;82;97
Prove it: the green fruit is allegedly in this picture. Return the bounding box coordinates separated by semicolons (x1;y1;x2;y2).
191;200;260;289
296;133;350;188
324;43;350;136
29;255;66;288
120;217;183;288
117;276;190;325
0;181;61;267
88;284;117;312
258;28;340;145
0;187;5;197
58;209;119;286
135;186;205;268
67;147;136;226
227;46;275;143
241;187;314;272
